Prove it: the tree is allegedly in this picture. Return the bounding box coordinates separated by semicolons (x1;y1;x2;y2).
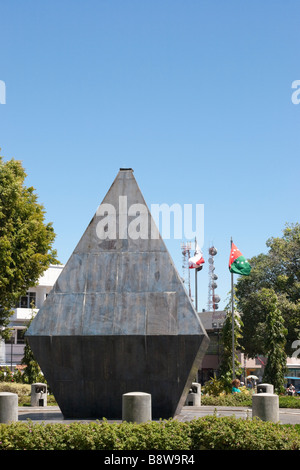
219;301;243;389
235;223;300;357
257;288;287;393
21;335;43;384
0;153;59;338
21;323;45;384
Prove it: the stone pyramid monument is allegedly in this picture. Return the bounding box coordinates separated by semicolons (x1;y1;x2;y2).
26;169;209;419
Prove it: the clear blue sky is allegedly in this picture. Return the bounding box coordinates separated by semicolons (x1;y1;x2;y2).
0;1;299;311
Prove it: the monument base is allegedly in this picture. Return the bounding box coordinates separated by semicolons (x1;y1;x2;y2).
28;334;208;419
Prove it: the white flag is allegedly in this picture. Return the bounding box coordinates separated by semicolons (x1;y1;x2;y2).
189;243;205;269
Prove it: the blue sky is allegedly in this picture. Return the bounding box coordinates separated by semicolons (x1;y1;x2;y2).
0;1;299;311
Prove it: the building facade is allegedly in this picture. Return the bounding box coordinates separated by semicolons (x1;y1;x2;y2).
198;309;300;384
0;265;64;368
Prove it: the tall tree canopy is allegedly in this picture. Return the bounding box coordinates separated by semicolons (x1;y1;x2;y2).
259;288;287;392
0;155;58;338
235;223;300;357
219;308;243;384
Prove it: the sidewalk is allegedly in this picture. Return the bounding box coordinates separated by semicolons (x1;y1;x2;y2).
17;405;300;425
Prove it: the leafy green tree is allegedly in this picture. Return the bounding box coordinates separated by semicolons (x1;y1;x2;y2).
0;153;58;339
235;223;300;357
20;310;45;384
21;336;44;384
219;303;243;388
256;288;287;393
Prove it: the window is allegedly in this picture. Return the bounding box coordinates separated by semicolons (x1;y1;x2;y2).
18;292;36;309
5;328;26;344
5;332;15;344
17;329;25;344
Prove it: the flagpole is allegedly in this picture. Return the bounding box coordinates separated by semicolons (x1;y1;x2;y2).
195;268;198;311
231;237;235;379
195;237;198;312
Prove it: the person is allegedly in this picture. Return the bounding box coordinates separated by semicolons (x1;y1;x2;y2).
231;378;241;393
287;384;296;396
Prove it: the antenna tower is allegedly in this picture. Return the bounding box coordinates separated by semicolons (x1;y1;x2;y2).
181;241;192;299
207;246;220;311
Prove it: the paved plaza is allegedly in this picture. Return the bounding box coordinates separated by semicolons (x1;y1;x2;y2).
17;405;300;426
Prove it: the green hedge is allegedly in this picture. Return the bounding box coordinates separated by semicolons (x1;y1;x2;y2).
201;393;252;407
0;383;58;406
0;416;299;450
279;396;300;409
0;382;31;399
201;394;300;409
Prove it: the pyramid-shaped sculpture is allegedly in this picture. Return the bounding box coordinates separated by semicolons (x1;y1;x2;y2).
26;169;209;419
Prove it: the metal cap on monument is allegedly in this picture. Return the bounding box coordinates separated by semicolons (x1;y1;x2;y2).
26;169;209;419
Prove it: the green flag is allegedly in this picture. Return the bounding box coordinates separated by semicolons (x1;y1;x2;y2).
229;242;251;275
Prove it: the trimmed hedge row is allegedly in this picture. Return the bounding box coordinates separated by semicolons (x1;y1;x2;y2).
0;416;300;450
201;393;300;408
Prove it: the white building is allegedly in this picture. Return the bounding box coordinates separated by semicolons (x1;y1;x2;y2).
0;264;64;368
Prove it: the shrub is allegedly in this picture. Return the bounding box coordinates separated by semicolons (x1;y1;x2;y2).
0;417;300;450
0;382;58;406
189;415;300;450
0;366;14;382
115;419;191;450
279;396;300;409
0;382;31;400
202;376;229;396
201;391;300;409
201;393;252;407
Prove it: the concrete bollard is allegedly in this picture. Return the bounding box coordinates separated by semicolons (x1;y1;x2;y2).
257;383;274;394
252;392;279;423
185;383;201;406
0;392;18;423
31;383;47;407
122;392;152;423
